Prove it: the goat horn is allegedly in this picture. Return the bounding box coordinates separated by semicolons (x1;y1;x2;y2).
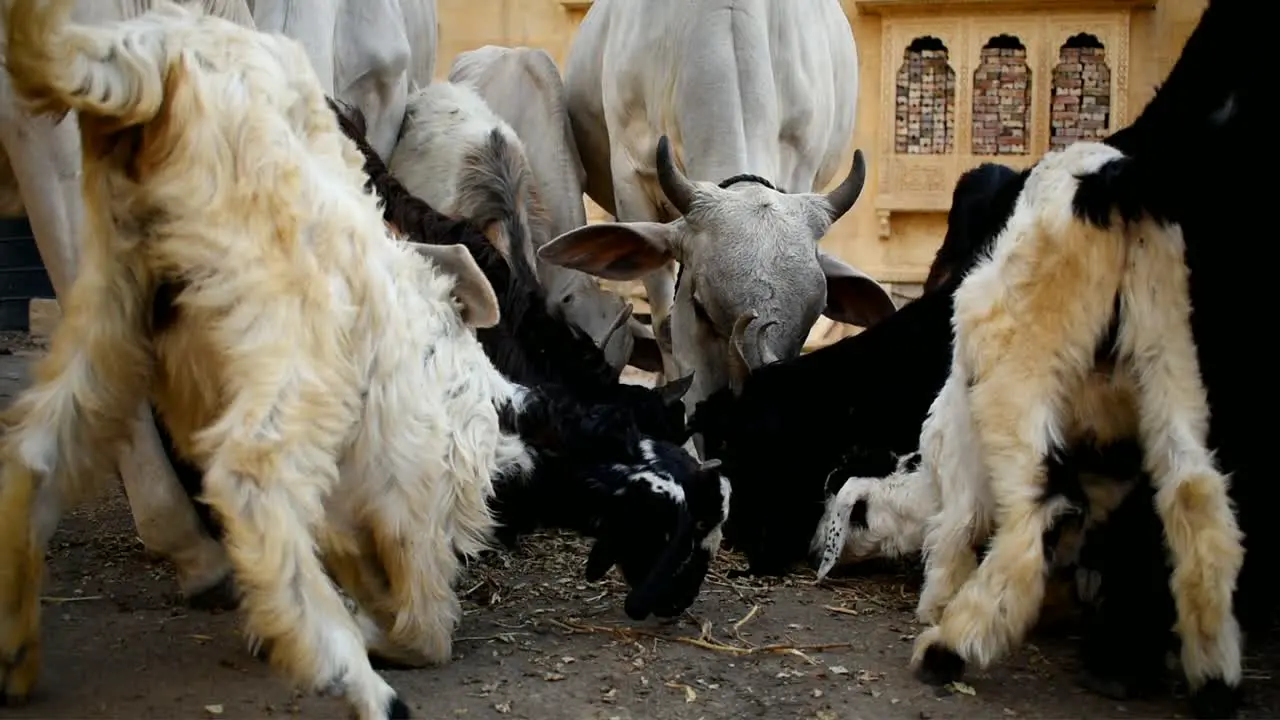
699;458;723;472
728;310;758;397
656;136;698;217
823;149;867;222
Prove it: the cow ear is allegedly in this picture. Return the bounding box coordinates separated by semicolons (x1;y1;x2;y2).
539;222;679;281
816;249;897;329
408;242;501;328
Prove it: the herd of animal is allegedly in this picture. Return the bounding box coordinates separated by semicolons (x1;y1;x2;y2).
0;0;1269;719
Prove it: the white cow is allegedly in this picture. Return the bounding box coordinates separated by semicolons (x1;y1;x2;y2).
0;0;438;604
247;0;437;162
447;45;661;374
540;0;899;419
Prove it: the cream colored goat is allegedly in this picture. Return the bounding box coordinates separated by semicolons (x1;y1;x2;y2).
0;1;528;717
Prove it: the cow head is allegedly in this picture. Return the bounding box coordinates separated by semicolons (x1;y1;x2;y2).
543;273;642;374
537;136;897;410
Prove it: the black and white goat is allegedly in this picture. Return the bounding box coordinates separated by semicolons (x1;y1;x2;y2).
688;163;1021;579
330;101;730;622
908;2;1272;716
691;151;1233;713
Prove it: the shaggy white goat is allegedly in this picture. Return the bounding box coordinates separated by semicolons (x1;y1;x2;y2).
0;2;528;718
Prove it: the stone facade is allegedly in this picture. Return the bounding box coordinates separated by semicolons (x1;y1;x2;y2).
894;37;956;155
971;35;1031;156
1050;34;1113;150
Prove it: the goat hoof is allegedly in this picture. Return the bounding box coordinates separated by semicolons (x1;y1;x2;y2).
915;643;966;686
1189;678;1241;719
386;694;411;719
186;574;240;612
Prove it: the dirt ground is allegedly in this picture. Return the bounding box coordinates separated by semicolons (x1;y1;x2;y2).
0;333;1276;720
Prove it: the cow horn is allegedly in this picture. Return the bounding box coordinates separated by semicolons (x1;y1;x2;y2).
656;135;698;217
823;149;868;222
600;302;634;349
728;310;758;396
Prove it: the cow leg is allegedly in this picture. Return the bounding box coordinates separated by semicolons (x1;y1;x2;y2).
1118;223;1243;718
0;248;152;705
118;406;235;607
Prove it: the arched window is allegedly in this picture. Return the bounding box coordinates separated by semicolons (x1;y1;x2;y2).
1050;33;1112;150
894;36;957;155
971;35;1031;155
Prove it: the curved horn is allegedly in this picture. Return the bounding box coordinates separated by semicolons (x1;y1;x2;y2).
656;135;699;216
748;319;780;367
823;149;868;222
698;458;723;473
600;302;634;349
727;310;759;396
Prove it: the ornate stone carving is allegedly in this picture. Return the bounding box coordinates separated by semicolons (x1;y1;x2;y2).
895;162;949;192
871;4;1137;242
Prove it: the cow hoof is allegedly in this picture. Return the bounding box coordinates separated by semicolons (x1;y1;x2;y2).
1189;678;1240;720
386;694;411;719
915;643;966;686
186;574;239;612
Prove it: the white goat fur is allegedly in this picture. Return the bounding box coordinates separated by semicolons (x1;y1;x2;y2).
905;141;1242;694
0;2;531;716
388;80;544;283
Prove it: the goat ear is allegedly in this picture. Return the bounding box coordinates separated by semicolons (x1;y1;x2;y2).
816;249;897;329
659;373;695;406
585;538;616;581
538;222;678;281
408;243;501;328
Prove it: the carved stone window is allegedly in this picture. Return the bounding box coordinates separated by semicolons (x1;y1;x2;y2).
1050;33;1112;150
894;36;957;155
972;35;1031;156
